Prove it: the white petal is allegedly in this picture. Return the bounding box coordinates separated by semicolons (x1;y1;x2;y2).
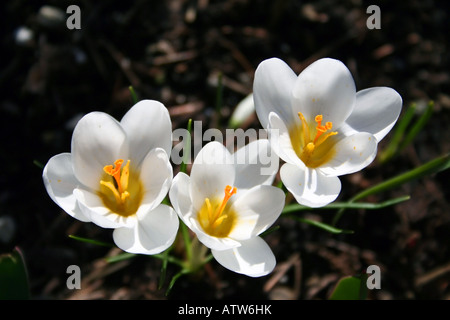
169;172;193;225
120;100;173;165
233;139;279;190
268;112;305;168
42;153;90;222
212;237;276;277
229;93;255;128
195;229;242;251
138;148;173;214
342;87;403;141
253;58;298;129
71;112;129;190
113;204;179;255
229;185;285;240
73;188;134;229
189;142;235;211
280;164;341;208
291;58;356;128
319;132;378;176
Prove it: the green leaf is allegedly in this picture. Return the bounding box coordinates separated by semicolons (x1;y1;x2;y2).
352;153;449;203
33;160;44;169
380;100;434;163
329;274;368;300
215;72;224;120
333;153;450;226
69;234;113;247
104;252;136;263
128;86;138;104
166;268;191;296
379;102;417;163
399;100;433;152
0;248;30;300
282;195;410;214
288;216;354;234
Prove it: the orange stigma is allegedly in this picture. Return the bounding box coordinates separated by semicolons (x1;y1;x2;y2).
313;114;334;144
296;112;338;167
100;159;130;205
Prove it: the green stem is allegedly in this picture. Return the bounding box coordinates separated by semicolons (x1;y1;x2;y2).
180;119;192;174
215;72;223;125
179;219;192;263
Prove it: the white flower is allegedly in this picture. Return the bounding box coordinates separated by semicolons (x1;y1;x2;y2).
169;140;284;277
254;57;403;207
43;100;179;254
229;93;255;128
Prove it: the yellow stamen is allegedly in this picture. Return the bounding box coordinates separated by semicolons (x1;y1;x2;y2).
301;142;315;165
98;159;143;217
214;185;236;221
198;185;237;238
295;113;338;168
298;112;310;146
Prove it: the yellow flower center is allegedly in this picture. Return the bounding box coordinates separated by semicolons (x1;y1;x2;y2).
198;185;238;238
290;112;338;168
98;159;143;217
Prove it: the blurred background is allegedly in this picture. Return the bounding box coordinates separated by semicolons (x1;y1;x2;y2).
0;0;449;299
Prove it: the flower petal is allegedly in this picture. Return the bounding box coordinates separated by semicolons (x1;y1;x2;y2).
229;185;284;240
229;93;255;128
268;112;305;168
189;142;235;211
113;204;179;255
138;148;173;214
73;188;134;229
211;237;276;277
42;153;90;222
71;112;128;190
169;172;193;223
342;87;403;141
319;132;378;176
280;163;341;208
253;58;298;129
120;100;173;165
195;229;242;251
291;58;356;128
233;139;279;190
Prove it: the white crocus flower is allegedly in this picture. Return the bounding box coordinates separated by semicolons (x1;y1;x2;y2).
43;100;179;254
169;140;284;277
254;57;403;207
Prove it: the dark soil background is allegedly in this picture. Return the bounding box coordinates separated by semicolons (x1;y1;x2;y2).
1;0;449;300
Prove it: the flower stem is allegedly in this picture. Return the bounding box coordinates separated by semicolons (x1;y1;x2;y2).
179;220;192;263
180;118;192;174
